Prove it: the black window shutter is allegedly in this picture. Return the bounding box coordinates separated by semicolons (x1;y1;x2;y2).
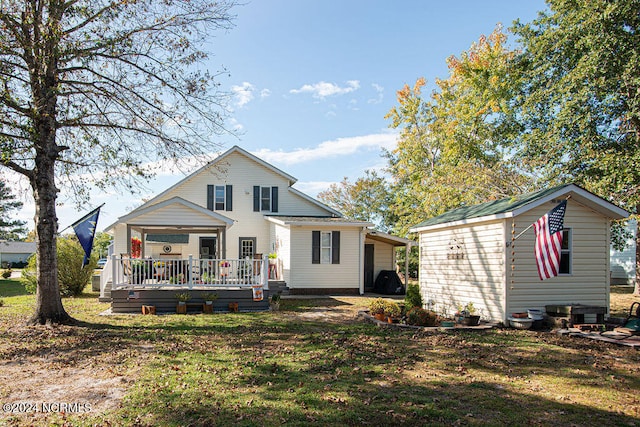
331;231;340;264
253;186;260;212
226;185;233;211
271;186;278;213
312;231;320;264
207;185;214;211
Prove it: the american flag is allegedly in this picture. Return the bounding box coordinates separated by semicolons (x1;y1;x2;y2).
533;200;567;280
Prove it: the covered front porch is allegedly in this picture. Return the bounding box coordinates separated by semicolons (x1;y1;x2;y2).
101;254;270;313
101;196;272;312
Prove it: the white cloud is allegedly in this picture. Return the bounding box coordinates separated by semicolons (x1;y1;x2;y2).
260;88;271;99
290;80;360;99
231;82;255;108
293;181;336;198
252;132;398;166
368;83;384;104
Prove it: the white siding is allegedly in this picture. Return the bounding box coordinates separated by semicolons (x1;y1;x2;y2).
418;221;506;321
117;150;333;261
610;219;636;285
274;223;291;284
290;226;362;289
507;200;611;320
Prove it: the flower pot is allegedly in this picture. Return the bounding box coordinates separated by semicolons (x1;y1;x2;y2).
176;303;187;314
461;315;480;326
374;313;386;321
141;305;156;315
387;316;394;324
203;302;214;314
229;302;239;312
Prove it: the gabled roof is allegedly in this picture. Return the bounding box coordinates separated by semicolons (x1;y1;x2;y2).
0;241;36;254
105;197;234;232
145;146;297;206
410;184;629;233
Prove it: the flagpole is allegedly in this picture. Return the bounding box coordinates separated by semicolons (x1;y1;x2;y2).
58;203;105;235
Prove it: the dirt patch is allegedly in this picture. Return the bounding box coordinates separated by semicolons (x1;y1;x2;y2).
0;360;129;414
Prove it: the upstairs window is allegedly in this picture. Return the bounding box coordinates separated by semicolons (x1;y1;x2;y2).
207;185;232;211
253;186;279;213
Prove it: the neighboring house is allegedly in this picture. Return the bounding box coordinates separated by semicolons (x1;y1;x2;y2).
610;219;637;286
409;184;629;323
0;240;36;268
103;145;412;300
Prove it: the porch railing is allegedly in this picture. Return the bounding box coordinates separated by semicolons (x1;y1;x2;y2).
102;254;268;297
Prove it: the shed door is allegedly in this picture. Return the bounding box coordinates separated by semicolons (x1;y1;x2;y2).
364;244;375;291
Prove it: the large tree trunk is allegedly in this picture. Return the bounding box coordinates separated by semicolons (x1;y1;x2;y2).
28;154;73;325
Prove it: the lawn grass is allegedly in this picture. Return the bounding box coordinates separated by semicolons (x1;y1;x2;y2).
0;278;638;426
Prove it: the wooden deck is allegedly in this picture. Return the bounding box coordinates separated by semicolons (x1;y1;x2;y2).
110;288;271;313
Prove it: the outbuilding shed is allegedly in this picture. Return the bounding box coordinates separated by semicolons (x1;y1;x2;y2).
409;184;629;323
0;240;36;268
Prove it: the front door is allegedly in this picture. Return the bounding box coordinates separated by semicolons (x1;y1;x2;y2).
364;244;375;291
239;237;256;259
200;237;217;259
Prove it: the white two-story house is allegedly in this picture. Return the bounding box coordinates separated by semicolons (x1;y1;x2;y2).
101;146;411;310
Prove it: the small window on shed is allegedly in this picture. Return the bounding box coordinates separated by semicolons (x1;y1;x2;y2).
559;228;571;274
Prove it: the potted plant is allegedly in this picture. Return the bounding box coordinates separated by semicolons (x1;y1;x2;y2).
269;293;281;311
268;252;278;265
202;292;218;314
169;273;185;284
368;298;387;321
201;271;214;284
175;292;191;314
383;300;401;323
457;302;480;326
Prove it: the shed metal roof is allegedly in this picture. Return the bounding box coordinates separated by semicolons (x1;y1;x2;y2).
410;184;629;232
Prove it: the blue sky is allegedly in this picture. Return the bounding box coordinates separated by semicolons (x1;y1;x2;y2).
22;0;548;232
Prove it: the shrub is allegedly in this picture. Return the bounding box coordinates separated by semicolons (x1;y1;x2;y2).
404;283;423;309
368;298;387;315
1;269;11;279
384;300;401;318
406;307;437;327
21;237;98;297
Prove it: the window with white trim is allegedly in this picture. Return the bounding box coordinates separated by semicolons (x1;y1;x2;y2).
559;228;571;274
215;185;225;210
312;231;340;264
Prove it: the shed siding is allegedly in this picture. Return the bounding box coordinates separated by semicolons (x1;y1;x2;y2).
418;221;506;320
507;200;611;319
290;226;361;289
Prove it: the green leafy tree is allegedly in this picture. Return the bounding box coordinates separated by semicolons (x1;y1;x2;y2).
0;0;237;324
386;27;533;236
318;170;396;231
22;235;97;297
512;0;640;293
92;232;112;259
0;179;26;240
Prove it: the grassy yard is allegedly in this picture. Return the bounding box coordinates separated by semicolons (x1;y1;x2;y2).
0;279;638;426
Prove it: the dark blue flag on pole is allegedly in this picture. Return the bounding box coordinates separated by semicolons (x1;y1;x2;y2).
72;206;102;267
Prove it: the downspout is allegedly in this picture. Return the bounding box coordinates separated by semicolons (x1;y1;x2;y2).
404;243;410;287
359;228;366;295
